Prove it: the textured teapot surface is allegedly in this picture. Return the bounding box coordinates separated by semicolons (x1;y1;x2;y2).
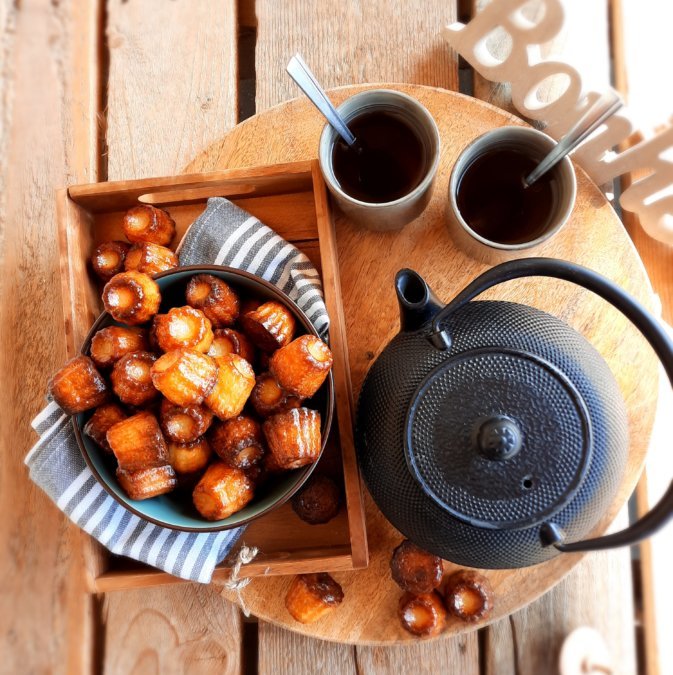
355;294;628;569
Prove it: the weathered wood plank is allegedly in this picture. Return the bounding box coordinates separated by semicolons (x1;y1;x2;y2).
356;635;479;675
258;623;479;675
102;1;243;672
0;0;101;672
613;3;673;674
254;0;459;111
258;623;357;675
470;3;638;674
102;585;242;675
105;0;239;180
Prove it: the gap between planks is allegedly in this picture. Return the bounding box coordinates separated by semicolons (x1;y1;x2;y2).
96;0;110;182
238;0;257;121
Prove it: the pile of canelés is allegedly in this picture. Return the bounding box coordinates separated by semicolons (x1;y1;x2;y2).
48;205;334;522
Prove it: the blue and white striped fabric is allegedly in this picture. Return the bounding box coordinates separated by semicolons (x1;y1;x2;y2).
180;198;329;336
25;197;329;583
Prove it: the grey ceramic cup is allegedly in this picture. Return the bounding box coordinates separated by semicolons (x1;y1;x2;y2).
318;90;441;231
447;126;577;263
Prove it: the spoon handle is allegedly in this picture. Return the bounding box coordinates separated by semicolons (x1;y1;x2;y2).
286;54;357;146
524;90;623;187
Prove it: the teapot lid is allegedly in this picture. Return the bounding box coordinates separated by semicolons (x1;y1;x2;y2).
404;347;593;529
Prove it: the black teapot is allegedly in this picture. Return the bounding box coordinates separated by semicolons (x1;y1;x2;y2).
355;258;673;568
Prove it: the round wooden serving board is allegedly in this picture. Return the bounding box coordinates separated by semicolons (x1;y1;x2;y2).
185;84;658;645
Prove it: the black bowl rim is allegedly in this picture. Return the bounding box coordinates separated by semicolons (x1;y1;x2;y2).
73;264;335;532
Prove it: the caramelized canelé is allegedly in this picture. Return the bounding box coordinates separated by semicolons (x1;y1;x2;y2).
90;326;148;369
239;301;296;352
102;271;161;325
390;540;443;594
263;407;321;470
209;415;265;470
116;464;177;500
151;349;218;407
110;351;159;406
106;411;168;472
250;372;302;418
270;335;333;399
398;592;447;637
208;328;255;364
291;474;341;525
49;355;108;415
285;573;344;624
91;240;130;281
83;402;127;453
122;205;176;246
192;462;254;520
205;354;255;420
124;242;178;276
159;397;213;443
444;570;493;623
167;437;212;475
186;274;240;327
153;306;214;353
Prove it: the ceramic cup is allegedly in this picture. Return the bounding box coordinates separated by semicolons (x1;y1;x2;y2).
447;126;577;264
318;89;441;232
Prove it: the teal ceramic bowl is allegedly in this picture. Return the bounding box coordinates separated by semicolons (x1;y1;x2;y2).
73;265;334;532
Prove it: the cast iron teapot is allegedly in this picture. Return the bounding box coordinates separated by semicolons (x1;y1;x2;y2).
355;258;673;569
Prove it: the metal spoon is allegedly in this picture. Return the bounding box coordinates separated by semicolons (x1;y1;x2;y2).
286;54;357;147
524;90;624;188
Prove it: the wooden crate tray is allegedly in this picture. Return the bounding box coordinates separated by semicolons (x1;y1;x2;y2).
57;159;368;592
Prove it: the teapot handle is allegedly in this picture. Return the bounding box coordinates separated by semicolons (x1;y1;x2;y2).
428;257;673;553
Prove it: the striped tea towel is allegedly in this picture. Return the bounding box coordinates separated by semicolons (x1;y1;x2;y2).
25;197;330;583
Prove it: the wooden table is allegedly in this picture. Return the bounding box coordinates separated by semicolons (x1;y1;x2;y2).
1;1;671;673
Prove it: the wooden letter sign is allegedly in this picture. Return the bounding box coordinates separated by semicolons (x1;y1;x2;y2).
444;0;673;245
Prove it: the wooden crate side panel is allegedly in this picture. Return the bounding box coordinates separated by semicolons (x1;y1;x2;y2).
95;549;355;593
312;162;368;569
69;160;315;211
59;167;365;590
57;191;99;355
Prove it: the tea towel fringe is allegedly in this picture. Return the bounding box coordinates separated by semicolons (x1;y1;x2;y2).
220;544;259;617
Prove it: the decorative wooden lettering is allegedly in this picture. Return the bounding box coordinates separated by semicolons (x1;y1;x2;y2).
443;0;673;245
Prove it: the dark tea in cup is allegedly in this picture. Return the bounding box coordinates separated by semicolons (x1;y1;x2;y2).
331;109;426;204
318;90;440;231
448;127;576;258
456;148;561;245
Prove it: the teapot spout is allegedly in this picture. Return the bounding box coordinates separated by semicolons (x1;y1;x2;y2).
395;269;444;332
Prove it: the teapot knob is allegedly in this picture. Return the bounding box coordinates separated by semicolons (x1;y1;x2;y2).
476;416;522;461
